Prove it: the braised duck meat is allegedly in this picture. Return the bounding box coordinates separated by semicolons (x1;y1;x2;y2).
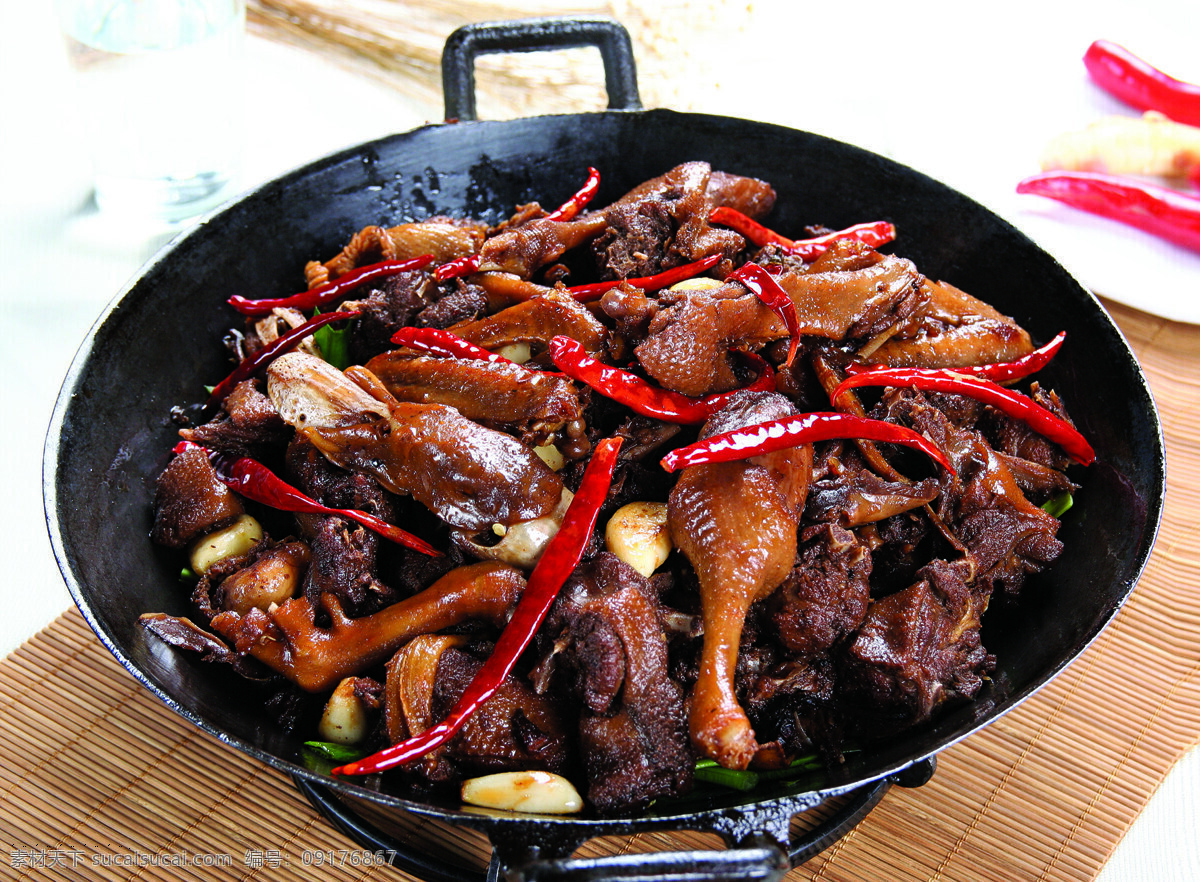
267;353;564;532
844;558;993;718
179;378;291;453
151;443;244;548
769;523;872;658
305;219;486;288
878;389;1063;598
365;351;584;440
385;635;573;784
535;553;692;812
669;391;812;769
143;162;1089;815
446;289;609;357
870;280;1033;369
633;246;926;397
209;561;527;692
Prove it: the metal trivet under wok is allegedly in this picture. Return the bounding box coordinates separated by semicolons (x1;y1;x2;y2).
294;757;935;882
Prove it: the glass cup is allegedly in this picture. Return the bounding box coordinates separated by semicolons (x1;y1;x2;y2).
56;0;246;222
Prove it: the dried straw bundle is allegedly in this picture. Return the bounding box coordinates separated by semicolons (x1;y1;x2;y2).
247;0;752;119
249;0;624;119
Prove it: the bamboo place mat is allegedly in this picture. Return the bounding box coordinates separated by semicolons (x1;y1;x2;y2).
2;302;1198;881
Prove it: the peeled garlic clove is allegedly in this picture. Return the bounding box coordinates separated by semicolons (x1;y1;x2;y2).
605;501;672;577
458;488;573;570
461;771;583;815
495;342;532;364
669;276;723;292
189;514;263;575
317;678;369;745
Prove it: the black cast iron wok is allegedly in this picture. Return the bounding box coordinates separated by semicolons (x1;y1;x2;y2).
44;17;1164;882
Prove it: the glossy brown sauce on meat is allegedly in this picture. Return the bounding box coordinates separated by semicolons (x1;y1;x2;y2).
144;162;1081;815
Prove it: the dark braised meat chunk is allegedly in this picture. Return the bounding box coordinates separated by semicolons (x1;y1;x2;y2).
843;559;994;719
414;282;489;329
879;390;1063;598
343;270;433;363
537;553;692;813
593;161;768;279
303;518;400;620
421;645;573;779
179;379;290;453
769;523;872;657
139;613;272;680
805;444;941;527
151;444;244;548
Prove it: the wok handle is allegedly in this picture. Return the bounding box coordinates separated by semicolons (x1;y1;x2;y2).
441;17;643;122
503;841;790;882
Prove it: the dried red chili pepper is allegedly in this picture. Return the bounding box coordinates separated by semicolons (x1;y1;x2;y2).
544;166;601;222
728;262;799;367
832;368;1095;465
1016;171;1200;255
845;332;1067;385
228;256;435;316
433;252;483;282
333;436;623;776
566;253;723;301
709;207;897;260
172;442;441;557
548;335;775;424
1084;39;1200;127
708;206;794;248
390;327;517;366
660;412;953;473
783;221;897;261
204;310;359;412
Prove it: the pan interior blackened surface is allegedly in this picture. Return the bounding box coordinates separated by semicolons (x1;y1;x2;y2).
47;108;1163;828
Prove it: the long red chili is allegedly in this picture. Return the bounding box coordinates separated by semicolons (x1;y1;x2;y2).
1016;171;1200;255
548;335;775;424
433;253;483;282
1083;39;1200;127
708;206;793;248
845;332;1067;384
228;256;435;316
566;253;723;301
660;413;954;474
729;262;799;367
173;442;441;557
390;327;517;366
204;310;359;413
709;207;897;260
334;436;623;776
831;369;1095;465
544;167;601;222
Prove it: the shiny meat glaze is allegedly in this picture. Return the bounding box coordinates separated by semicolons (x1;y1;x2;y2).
142;161;1084;816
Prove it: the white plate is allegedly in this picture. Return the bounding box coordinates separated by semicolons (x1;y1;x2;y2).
700;1;1200;325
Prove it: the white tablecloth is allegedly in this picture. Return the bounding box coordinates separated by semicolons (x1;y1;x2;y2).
2;2;1195;878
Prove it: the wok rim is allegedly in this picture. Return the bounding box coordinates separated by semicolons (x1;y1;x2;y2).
43;106;1167;841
